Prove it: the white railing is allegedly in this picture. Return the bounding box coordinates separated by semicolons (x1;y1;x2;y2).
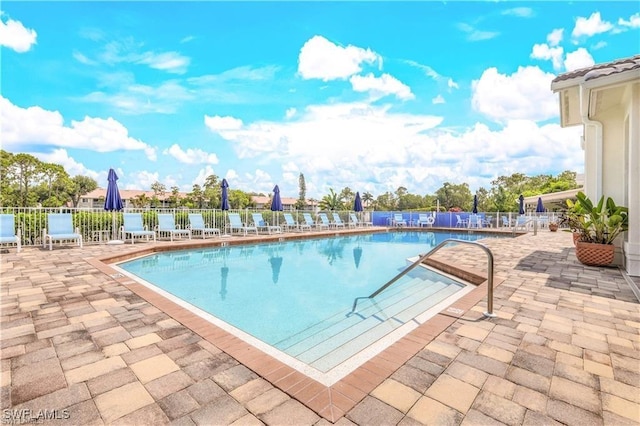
0;207;559;247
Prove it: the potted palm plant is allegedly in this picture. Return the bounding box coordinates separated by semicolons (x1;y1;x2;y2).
564;191;628;266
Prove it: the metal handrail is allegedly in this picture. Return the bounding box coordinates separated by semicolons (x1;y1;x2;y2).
350;239;496;318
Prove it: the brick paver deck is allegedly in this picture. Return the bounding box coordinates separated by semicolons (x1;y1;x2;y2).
1;228;639;425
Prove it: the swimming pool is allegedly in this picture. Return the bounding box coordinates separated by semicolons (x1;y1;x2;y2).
116;230;489;384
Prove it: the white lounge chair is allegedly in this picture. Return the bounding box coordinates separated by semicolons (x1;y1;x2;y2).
43;213;83;251
515;215;529;230
303;213;328;230
417;214;434;227
228;213;258;236
331;212;351;228
251;213;281;234
349;213;372;227
393;213;407;227
0;214;21;252
283;213;310;231
468;214;481;228
188;213;220;239
122;213;156;244
455;215;468;228
157;214;191;242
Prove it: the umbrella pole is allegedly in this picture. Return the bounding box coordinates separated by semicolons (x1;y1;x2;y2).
107;210;124;245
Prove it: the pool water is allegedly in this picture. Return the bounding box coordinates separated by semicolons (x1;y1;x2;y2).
117;231;488;380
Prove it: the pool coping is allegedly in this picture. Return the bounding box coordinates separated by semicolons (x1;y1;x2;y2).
88;229;506;422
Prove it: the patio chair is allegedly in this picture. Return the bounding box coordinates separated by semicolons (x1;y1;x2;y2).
122;213;156;244
43;213;83;251
0;214;21;252
188;213;220;239
283;213;310;232
501;216;511;227
228;212;258;236
318;213;336;229
349;213;372;227
468;214;480;228
455;215;468;228
303;213;328;230
251;213;282;234
393;213;407;227
417;213;434;227
331;212;351;228
156;214;191;242
515;215;529;231
538;215;549;228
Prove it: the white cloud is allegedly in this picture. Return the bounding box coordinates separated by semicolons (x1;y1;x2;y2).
204;115;244;131
192;165;216;187
0;14;37;52
572;12;613;39
618;12;640;29
471;66;558;123
35;149;99;179
164;144;219;165
404;60;440;80
432;95;445;104
285;108;297;119
349;73;414;100
0;96;157;160
547;28;564;46
530;43;564;71
136;51;190;74
502;7;534;18
447;79;459;90
124;171;160;190
564;48;595;72
298;35;381;81
457;23;500;41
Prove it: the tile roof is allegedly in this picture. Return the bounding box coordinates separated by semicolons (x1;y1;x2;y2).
552;54;640;83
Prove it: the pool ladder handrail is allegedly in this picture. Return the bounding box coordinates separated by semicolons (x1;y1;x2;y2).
350;239;496;318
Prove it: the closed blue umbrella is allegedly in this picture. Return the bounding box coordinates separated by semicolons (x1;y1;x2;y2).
518;194;525;215
354;192;363;212
221;179;230;211
472;195;478;214
221;179;230;236
271;185;283;228
104;169;124;211
271;185;283;211
104;169;124;243
536;197;545;213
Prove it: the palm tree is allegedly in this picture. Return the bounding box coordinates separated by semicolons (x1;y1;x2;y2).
318;188;344;211
362;192;374;209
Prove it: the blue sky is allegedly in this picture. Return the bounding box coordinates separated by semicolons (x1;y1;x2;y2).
1;2;639;199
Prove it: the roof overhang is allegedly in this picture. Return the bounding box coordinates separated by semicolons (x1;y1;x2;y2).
523;187;583;208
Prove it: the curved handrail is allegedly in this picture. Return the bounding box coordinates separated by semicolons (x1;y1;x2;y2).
350;239;496;318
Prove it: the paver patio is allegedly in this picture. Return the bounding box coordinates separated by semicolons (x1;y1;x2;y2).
1;228;639;425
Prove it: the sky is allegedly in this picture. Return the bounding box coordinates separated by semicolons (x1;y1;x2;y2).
1;1;639;199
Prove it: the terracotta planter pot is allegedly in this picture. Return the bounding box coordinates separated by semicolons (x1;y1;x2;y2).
572;232;581;246
549;223;558;232
575;241;615;266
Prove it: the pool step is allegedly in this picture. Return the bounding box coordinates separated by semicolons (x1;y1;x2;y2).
309;283;462;372
300;284;461;371
275;273;437;351
280;276;463;371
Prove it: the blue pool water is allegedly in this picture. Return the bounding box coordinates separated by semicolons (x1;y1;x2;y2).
118;230;489;376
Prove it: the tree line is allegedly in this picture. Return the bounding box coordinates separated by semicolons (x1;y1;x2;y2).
1;150;578;212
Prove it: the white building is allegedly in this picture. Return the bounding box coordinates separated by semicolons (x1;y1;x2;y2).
551;55;640;276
